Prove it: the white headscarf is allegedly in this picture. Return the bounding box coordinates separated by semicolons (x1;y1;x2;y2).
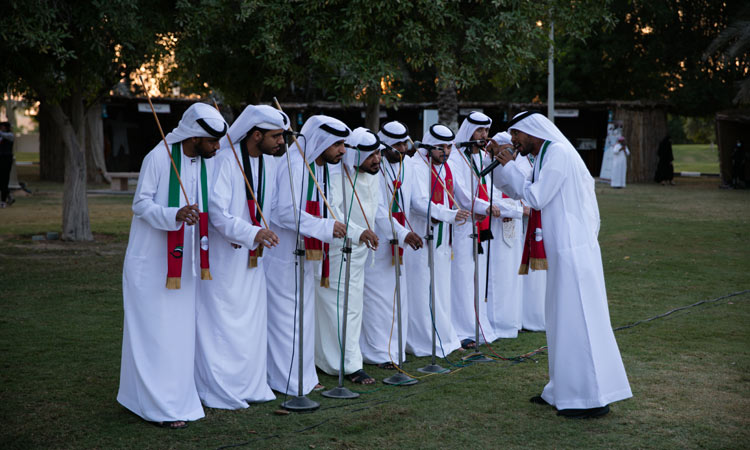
220;104;290;149
490;131;512;146
454;111;492;147
164;102;228;144
507;111;574;150
294;115;350;163
342;127;380;170
378;121;410;147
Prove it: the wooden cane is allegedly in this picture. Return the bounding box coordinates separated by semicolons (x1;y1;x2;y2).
139;76;190;206
342;165;373;230
271;97;338;221
379;158;414;232
210;99;269;229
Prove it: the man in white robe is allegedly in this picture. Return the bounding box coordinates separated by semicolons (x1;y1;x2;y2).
194;105;289;409
448;112;498;348
516;152;546;332
484;132;527;338
610;136;630;188
406;124;481;357
314;127;381;384
361;121;422;368
118;103;227;428
265;115;348;396
490;111;632;418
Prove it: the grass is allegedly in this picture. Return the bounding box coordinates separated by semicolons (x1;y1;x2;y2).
1;166;748;449
673;144;720;174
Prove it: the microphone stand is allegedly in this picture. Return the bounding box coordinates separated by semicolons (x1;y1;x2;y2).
383;156;418;386
418;149;449;374
464;148;491;362
323;168;359;399
281;139;320;412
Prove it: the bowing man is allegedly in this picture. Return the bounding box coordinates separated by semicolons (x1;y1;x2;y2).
315;127;380;385
118;103;227;429
194;105;288;409
265;115;349;395
490;111;632;418
361;121;423;369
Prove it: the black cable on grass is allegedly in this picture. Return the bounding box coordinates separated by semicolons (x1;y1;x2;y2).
215;290;749;449
613;289;749;332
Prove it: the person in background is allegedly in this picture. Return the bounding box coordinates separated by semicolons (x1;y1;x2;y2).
655;135;674;185
610;136;630;189
0;121;15;207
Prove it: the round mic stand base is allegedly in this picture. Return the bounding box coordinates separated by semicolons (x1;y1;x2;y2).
417;363;450;374
321;385;360;399
383;371;418;386
281;395;320;412
461;350;493;363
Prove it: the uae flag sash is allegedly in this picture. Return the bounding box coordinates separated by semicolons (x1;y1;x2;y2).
166;143;211;289
390;170;405;266
519;141;550;274
468;151;493;247
241;142;265;268
431;163;454;248
303;163;330;287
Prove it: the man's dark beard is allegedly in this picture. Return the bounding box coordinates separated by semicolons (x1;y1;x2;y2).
323;153;342;164
259;140;281;156
383;149;402;164
357;164;380;175
197;141;218;159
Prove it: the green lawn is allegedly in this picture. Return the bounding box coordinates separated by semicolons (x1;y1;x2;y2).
14;151;39;163
673;144;720;174
0;167;748;449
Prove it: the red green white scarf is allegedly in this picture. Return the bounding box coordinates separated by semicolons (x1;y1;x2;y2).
166;143;211;289
303;163;331;287
519;141;549;274
430;163;454;248
241;141;265;268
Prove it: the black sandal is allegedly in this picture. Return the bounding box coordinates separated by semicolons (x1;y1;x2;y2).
461;338;477;350
346;369;376;385
154;420;188;429
377;362;398;370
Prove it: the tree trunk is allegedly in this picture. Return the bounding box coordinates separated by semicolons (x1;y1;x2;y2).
615;107;667;183
437;82;459;133
39;101;65;182
364;95;380;132
48;94;93;241
85;103;110;184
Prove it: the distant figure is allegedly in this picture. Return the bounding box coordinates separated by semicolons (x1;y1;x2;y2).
0;121;15;207
655;135;674;185
610;136;630;189
731;139;745;188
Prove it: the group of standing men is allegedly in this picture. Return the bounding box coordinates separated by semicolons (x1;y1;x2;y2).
117;103;631;428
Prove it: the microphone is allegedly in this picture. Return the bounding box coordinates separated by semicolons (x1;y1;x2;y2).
478;144;519;178
415;141;437;150
455;139;487;148
283;130;302;138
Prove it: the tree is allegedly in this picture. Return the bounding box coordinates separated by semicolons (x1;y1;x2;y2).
0;0;171;240
398;0;614;130
502;0;747;115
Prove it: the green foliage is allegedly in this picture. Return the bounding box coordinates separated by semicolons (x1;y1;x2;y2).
171;0;613;107
0;0;172;105
683;117;716;144
503;0;747;114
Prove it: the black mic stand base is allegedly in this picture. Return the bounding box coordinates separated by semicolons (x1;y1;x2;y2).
321;386;359;399
383;371;418;386
281;395;320;412
417;363;450;374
